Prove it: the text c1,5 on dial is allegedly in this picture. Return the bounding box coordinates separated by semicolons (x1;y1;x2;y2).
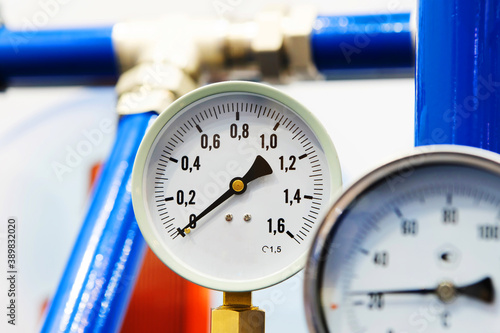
132;81;342;292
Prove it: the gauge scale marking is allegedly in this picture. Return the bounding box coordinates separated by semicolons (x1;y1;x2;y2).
305;147;500;333
133;82;341;291
158;103;320;242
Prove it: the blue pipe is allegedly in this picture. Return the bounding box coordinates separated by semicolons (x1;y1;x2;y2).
0;13;415;85
41;112;157;333
415;0;500;151
311;13;414;77
0;27;118;85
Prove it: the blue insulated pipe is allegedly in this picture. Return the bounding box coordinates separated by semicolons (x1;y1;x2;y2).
0;13;415;85
415;0;500;151
0;27;118;85
41;112;157;332
311;13;414;77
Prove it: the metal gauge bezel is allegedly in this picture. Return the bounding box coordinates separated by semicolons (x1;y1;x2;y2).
132;81;342;292
304;145;500;333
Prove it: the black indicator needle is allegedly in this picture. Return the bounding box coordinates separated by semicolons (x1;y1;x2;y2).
177;155;273;236
240;155;273;185
350;277;494;304
457;277;494;303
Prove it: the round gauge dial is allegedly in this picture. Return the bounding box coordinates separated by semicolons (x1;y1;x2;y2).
132;81;341;291
305;146;500;333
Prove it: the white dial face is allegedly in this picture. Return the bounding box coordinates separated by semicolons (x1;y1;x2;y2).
315;156;500;333
134;85;340;291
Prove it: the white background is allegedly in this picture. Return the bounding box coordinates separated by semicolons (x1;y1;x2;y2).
0;0;415;332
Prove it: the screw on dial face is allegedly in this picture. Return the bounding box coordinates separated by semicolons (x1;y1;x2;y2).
133;82;341;291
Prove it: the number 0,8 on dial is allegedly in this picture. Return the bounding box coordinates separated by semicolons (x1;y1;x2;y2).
132;81;342;292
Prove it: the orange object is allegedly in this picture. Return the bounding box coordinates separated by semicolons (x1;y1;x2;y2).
120;248;210;333
89;163;102;192
330;304;338;310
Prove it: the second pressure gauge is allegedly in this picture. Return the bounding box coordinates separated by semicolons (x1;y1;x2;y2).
305;146;500;333
132;81;341;291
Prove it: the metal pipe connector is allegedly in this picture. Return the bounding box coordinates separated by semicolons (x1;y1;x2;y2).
112;5;319;85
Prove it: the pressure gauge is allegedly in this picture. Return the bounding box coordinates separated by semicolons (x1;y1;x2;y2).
305;146;500;333
132;81;341;292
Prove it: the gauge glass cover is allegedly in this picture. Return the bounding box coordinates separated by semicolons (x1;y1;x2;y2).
133;82;341;291
306;147;500;333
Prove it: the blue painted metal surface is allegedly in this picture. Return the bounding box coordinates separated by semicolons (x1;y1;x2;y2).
41;112;157;333
0;27;118;84
311;13;413;77
0;14;415;85
416;0;500;151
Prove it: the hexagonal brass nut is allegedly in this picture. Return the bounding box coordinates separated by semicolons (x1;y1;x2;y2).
211;306;265;333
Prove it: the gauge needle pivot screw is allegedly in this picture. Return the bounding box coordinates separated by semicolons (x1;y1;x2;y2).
177;155;273;237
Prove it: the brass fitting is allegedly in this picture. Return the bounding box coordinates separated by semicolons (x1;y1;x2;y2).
211;292;265;333
250;5;318;81
115;62;197;115
113;16;203;115
112;4;319;103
